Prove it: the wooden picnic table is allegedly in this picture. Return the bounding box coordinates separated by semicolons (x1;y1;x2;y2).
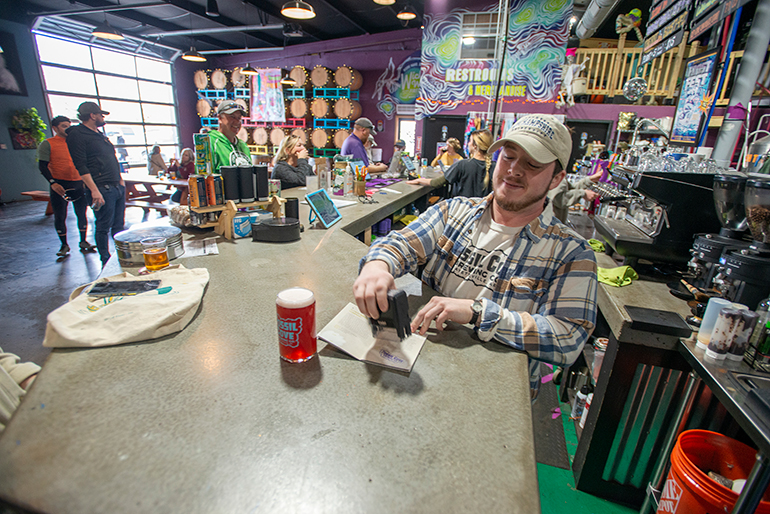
123;173;188;214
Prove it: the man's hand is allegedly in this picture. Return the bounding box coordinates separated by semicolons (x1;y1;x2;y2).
51;183;66;197
411;297;475;335
353;260;395;319
91;189;105;209
406;177;431;186
584;190;599;202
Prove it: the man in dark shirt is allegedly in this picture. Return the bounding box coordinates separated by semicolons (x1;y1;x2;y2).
66;102;125;266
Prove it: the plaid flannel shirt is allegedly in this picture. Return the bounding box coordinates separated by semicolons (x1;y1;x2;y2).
362;194;598;396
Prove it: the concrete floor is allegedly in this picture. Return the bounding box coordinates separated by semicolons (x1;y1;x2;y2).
0;199;161;365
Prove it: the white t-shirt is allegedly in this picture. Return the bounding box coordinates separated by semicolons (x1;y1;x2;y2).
440;208;523;299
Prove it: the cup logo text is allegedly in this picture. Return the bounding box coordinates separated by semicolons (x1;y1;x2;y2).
278;317;303;347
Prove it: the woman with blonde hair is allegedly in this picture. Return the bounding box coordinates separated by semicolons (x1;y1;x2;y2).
430;137;463;169
271;135;314;190
408;129;493;198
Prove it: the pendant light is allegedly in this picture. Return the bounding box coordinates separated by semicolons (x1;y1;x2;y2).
92;17;125;40
241;64;258;75
182;46;206;62
281;1;316;20
396;5;417;20
373;0;395;5
206;0;220;17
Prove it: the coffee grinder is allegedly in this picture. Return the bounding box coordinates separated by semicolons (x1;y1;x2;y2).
712;177;770;309
688;174;752;289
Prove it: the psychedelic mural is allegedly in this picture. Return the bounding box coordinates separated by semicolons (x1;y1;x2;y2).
417;0;570;119
374;52;421;120
250;68;286;123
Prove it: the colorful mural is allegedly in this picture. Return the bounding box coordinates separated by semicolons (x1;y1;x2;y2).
250;68;286;123
417;0;570;119
374;52;421;120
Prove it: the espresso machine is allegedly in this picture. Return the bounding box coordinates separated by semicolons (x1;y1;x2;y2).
688;174;752;289
711;177;770;309
592;166;722;265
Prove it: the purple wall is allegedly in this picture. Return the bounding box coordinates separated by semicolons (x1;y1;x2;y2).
174;29;422;163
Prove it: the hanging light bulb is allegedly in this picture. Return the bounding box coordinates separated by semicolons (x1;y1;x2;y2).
281;1;316;20
241;64;258;75
396;5;417;20
280;70;297;85
182;46;207;62
206;0;220;16
373;0;395;5
92;21;125;40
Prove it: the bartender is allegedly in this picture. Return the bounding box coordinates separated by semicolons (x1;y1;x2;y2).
208;100;252;172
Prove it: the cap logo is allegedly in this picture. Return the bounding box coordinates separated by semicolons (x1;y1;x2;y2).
514;117;555;140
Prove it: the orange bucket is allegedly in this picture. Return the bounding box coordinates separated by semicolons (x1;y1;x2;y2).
656;430;770;513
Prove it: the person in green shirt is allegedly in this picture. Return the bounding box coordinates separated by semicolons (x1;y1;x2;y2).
208;100;252;172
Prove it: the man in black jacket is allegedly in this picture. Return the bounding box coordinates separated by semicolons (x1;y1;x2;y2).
66;102;125;266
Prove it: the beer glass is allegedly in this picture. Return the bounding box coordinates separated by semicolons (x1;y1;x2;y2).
141;237;170;272
276;287;317;362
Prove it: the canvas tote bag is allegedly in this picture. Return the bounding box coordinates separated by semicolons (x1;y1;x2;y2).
43;265;210;348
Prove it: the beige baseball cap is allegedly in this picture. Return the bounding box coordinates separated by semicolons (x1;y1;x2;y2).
488;114;572;169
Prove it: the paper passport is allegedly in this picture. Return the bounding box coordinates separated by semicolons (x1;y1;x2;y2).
318;302;426;372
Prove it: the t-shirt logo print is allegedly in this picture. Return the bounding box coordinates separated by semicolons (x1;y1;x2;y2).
278;317;303;348
450;247;506;289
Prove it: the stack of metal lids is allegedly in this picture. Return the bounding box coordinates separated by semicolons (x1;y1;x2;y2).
113;226;184;266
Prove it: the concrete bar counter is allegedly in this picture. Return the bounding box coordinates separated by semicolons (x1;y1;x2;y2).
0;184;539;513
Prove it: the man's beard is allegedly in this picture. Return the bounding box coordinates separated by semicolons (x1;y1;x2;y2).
96;119;106;128
493;181;550;212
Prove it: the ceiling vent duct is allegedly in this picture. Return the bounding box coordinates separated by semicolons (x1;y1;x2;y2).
575;0;622;39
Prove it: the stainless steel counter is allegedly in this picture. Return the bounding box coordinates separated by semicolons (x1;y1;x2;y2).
0;184;539;514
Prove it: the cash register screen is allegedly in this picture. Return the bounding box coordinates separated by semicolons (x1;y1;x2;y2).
305;189;342;228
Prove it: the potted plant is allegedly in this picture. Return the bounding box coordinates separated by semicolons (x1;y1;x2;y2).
10;107;47;149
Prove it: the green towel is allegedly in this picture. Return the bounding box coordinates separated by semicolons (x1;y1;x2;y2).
588;238;605;253
597;265;639;287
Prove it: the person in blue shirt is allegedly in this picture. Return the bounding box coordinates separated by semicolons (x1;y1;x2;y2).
341;117;386;173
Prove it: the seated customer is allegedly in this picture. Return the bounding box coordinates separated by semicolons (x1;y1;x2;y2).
387;139;408;176
271;135;315;190
169;148;195;203
431;138;463;169
147;146;168;176
365;135;388;174
407;129;493;198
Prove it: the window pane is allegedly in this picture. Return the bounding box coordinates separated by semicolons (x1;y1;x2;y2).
41;66;97;96
35;34;92;69
104;124;146;146
136;57;171;83
91;47;136;77
121;146;152;169
142;104;176;124
144;125;178;146
99;100;143;123
96;74;139;100
48;94;93;121
139;81;173;104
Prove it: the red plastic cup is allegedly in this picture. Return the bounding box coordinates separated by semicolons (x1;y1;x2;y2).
276;288;317;363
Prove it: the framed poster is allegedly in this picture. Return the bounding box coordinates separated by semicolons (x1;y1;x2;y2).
0;31;28;96
669;48;720;146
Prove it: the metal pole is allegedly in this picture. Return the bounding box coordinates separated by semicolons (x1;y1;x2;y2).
712;0;770;160
731;452;770;514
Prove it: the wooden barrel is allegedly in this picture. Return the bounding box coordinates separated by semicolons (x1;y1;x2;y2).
333;129;349;149
310;65;332;88
335;66;363;90
310;128;330;148
290;128;307;145
270;128;286;147
333;98;361;120
235;98;249;114
310;97;330;118
289;99;308;118
211;69;227;89
252;127;269;145
193;70;208;90
231;68;247;87
289;66;307;88
196;98;212;117
237;127;248;142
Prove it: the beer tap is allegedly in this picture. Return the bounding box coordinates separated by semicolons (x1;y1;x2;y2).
631;119;671;148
